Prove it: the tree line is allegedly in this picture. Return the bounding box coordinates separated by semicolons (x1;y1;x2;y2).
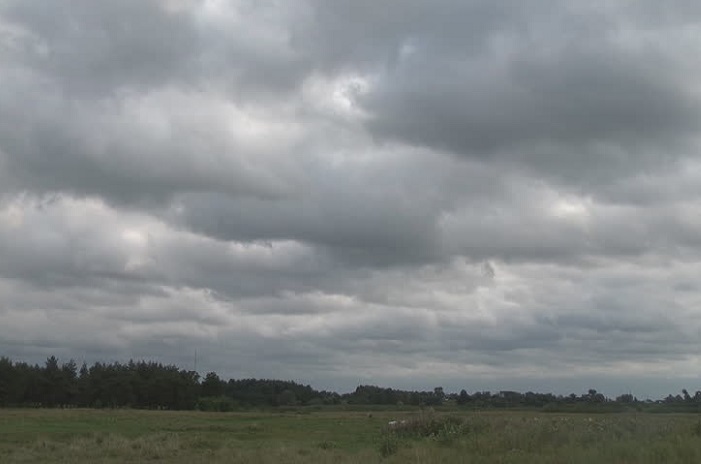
1;356;700;411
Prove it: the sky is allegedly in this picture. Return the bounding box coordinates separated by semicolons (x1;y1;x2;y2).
2;0;701;399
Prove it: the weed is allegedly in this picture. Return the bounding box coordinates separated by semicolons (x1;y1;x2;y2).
378;432;399;457
694;420;701;437
316;440;338;450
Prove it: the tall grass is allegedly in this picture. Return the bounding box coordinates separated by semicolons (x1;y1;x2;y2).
3;408;701;463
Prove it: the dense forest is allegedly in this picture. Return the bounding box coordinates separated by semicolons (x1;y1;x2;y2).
1;356;700;412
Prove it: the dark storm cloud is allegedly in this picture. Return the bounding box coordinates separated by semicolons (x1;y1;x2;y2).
302;0;701;183
364;37;697;159
2;0;701;397
171;187;441;266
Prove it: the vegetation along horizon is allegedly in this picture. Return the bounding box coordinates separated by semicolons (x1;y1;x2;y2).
3;356;701;462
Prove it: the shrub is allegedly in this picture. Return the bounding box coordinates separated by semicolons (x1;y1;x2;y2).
196;396;235;412
378;432;399;457
386;412;467;439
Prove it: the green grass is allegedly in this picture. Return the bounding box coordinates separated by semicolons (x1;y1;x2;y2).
2;408;701;463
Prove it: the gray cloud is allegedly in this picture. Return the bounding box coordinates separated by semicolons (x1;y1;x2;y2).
303;1;701;184
2;0;198;95
1;0;701;397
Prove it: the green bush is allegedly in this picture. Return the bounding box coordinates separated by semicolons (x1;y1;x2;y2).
196;396;235;412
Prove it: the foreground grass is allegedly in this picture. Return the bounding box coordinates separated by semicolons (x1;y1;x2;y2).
2;408;701;463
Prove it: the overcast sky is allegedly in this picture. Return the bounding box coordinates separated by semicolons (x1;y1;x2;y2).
2;0;701;398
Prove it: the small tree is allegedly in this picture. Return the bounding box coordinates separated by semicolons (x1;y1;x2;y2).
433;386;445;403
277;389;296;406
201;372;224;397
615;393;635;404
457;389;470;405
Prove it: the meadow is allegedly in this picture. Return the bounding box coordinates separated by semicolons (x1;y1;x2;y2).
2;408;701;463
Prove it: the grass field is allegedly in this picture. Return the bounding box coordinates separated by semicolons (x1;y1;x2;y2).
2;408;701;463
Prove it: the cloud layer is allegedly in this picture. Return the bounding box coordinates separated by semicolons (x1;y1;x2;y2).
2;0;701;397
